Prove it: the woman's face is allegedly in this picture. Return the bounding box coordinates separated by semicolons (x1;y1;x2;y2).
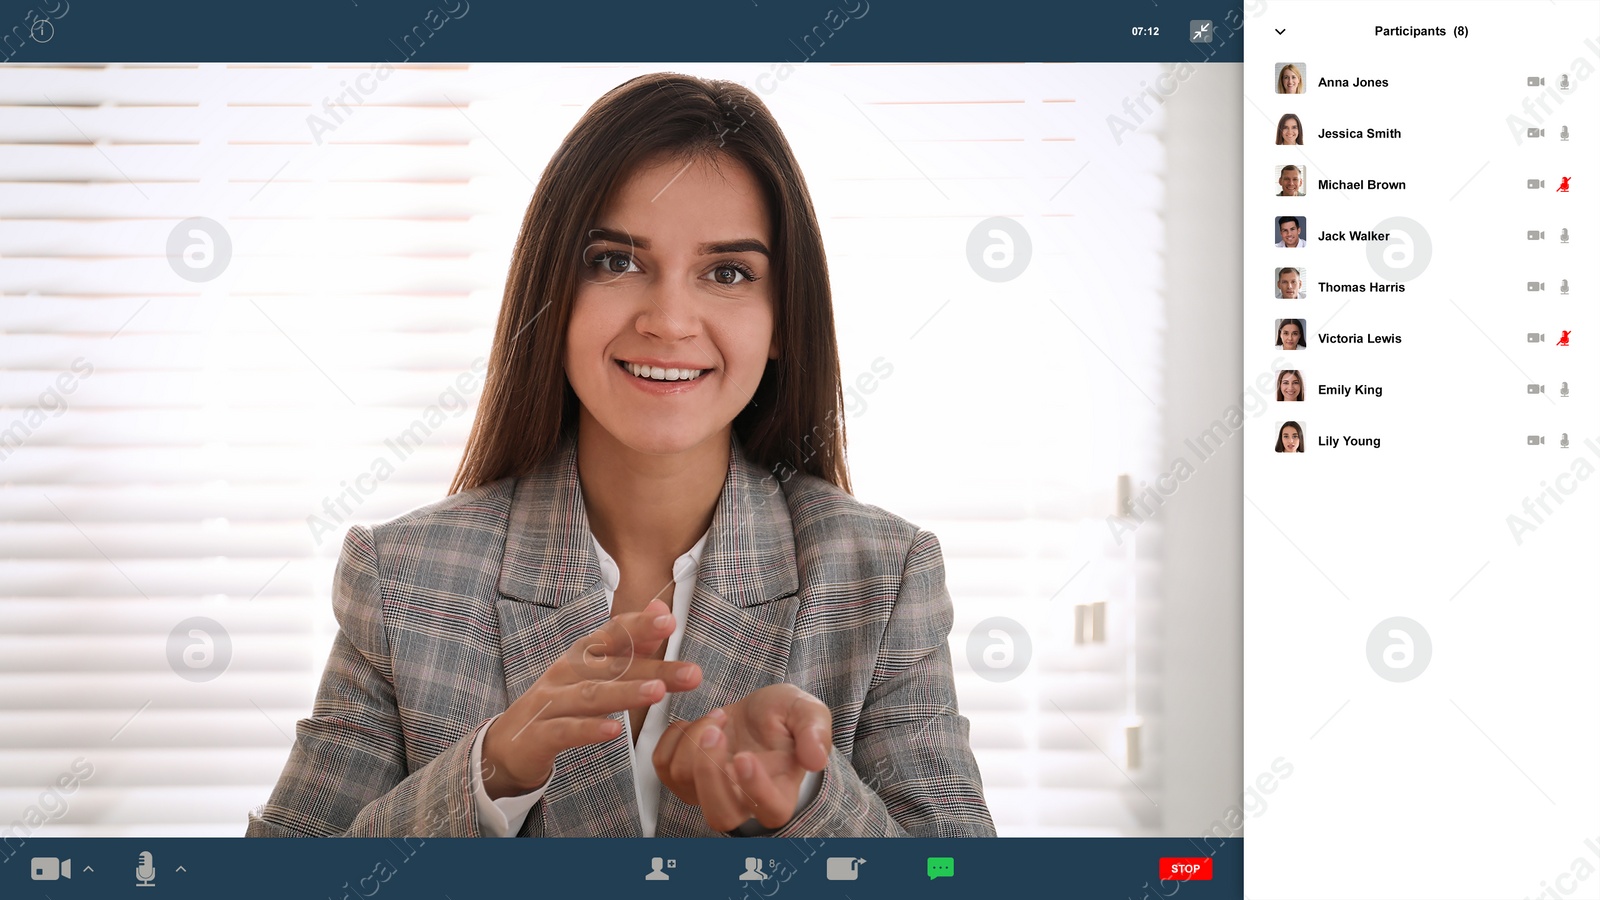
1280;425;1301;451
564;153;777;457
1279;372;1301;400
1281;68;1300;93
1280;117;1299;143
1279;322;1302;349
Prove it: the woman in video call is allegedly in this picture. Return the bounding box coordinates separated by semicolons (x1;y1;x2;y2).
247;73;995;840
1277;370;1304;402
1276;422;1305;453
1276;319;1305;351
1275;113;1303;145
1277;63;1305;94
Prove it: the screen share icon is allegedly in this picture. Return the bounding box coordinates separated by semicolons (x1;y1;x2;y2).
827;857;866;880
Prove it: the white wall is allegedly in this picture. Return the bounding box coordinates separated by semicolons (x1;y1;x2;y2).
1158;64;1246;836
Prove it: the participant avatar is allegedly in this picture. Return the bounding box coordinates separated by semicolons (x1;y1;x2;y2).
1277;165;1305;197
1276;267;1307;298
1275;216;1308;248
1276;370;1304;401
1276;63;1306;94
1275;421;1305;452
1276;113;1304;145
1275;318;1306;350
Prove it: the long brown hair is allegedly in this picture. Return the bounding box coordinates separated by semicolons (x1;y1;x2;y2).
451;72;849;495
1275;113;1303;145
1275;369;1303;402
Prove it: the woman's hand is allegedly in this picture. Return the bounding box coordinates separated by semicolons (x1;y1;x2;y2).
480;598;702;800
652;683;832;832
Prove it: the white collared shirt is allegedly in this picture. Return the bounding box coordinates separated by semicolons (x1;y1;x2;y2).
468;530;820;837
470;529;707;837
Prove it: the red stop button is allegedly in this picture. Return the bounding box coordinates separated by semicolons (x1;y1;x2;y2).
1158;857;1213;881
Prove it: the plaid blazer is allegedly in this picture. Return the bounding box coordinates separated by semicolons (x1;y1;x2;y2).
246;438;995;838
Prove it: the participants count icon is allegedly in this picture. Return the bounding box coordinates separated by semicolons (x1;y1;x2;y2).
738;858;768;881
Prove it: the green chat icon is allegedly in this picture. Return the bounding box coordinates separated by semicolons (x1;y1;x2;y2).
926;857;954;880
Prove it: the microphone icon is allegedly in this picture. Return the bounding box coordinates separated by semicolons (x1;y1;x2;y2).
135;851;155;887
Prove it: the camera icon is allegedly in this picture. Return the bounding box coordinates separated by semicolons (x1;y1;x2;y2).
31;858;71;881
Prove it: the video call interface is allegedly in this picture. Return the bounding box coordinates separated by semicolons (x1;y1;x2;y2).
1;1;1597;898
